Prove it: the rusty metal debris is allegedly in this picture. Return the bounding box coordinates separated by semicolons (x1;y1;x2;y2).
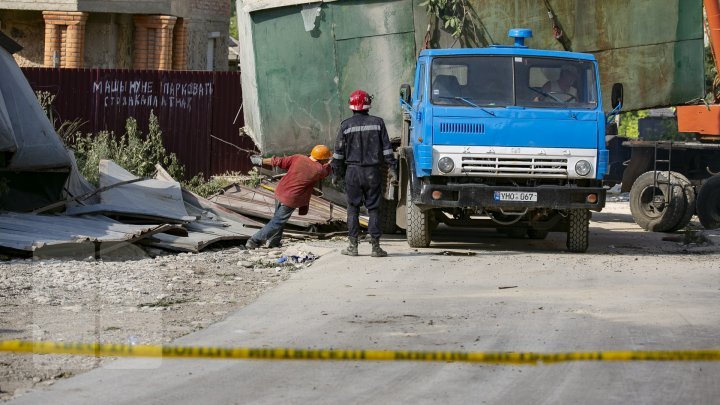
209;181;348;232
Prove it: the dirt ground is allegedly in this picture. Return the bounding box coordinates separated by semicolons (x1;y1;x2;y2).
2;200;719;402
0;239;337;401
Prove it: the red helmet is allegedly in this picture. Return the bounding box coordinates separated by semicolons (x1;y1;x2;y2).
348;89;372;111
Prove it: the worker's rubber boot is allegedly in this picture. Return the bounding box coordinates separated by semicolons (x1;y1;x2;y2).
341;237;358;256
245;238;260;250
370;238;387;257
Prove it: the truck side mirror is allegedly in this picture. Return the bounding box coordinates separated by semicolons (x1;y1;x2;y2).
611;83;624;109
400;84;412;104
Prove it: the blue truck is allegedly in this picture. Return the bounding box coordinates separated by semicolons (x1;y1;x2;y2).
394;29;623;252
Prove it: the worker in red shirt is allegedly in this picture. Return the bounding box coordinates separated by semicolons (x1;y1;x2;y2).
245;145;333;249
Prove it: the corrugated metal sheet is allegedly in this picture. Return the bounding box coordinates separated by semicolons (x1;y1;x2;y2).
0;213;172;252
209;182;348;230
21;68;253;178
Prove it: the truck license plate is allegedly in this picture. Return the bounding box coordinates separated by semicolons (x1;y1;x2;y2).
494;191;537;202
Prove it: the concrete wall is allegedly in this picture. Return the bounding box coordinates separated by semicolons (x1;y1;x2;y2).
0;0;77;11
84;12;133;68
186;19;229;71
1;0;230;70
0;9;45;66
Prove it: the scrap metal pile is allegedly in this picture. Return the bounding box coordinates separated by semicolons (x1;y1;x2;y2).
0;159;349;258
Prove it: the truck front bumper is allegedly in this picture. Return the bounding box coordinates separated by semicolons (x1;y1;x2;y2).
415;183;606;211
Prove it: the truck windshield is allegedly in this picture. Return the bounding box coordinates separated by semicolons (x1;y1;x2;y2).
430;56;597;109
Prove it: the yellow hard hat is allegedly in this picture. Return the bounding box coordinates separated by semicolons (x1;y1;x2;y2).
311;144;332;160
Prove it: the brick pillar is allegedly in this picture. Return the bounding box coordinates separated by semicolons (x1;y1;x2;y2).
172;18;188;70
42;11;88;68
133;15;177;70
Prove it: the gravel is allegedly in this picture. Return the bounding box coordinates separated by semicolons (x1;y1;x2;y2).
0;240;334;401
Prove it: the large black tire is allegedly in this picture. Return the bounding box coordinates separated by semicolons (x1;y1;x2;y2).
629;171;686;232
405;181;431;247
666;172;696;232
697;175;720;229
379;198;398;234
566;209;590;253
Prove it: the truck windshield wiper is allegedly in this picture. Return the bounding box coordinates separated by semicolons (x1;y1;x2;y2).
450;97;496;116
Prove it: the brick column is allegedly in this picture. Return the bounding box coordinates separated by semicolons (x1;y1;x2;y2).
133;15;177;70
42;11;88;68
172;18;188;70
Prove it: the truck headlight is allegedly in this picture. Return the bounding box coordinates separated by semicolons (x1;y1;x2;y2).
438;157;455;173
575;160;592;177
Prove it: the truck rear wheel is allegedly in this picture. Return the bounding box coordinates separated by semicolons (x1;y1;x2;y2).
405;182;431;247
666;172;695;232
697;175;720;229
629;171;686;232
566;209;590;253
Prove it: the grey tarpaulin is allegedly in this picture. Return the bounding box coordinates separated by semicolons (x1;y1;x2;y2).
0;40;70;171
0;31;72;211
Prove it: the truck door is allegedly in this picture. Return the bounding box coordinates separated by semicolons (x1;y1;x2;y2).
411;62;427;155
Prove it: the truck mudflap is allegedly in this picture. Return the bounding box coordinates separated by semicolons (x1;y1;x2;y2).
415;183;606;211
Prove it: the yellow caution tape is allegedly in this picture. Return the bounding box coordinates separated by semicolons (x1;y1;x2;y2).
2;341;720;364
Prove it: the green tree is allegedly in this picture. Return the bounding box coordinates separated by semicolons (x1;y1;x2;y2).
229;0;238;39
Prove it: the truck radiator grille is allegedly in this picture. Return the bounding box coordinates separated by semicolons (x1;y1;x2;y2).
439;122;485;134
461;156;568;177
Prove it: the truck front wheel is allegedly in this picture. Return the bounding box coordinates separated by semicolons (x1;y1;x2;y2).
405;182;431;247
566;209;590;253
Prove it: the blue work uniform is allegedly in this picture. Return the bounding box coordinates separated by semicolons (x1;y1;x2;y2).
332;111;397;239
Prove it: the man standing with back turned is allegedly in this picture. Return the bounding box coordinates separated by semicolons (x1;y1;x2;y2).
332;89;398;257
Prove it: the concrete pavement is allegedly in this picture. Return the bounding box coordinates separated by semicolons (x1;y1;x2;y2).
10;203;720;404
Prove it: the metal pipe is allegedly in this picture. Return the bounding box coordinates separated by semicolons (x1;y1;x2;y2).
705;0;720;74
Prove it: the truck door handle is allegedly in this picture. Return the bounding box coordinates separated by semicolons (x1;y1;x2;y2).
416;111;423;121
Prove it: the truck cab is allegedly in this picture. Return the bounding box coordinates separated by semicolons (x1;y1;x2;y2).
396;29;616;252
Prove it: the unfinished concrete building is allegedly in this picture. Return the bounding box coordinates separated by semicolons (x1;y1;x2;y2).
0;0;231;70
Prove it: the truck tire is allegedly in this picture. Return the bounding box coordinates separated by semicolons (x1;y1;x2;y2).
405;181;431;247
697;175;720;229
379;199;398;234
566;209;590;253
629;171;686;232
666;172;696;232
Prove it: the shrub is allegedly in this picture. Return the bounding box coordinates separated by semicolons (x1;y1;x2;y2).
68;111;185;185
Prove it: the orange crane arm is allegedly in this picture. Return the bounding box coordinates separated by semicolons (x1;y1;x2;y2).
677;0;720;141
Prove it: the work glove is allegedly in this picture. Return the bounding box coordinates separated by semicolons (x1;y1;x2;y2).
331;175;340;187
250;155;263;166
388;170;398;184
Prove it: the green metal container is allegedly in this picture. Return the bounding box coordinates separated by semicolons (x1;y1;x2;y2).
238;0;704;155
